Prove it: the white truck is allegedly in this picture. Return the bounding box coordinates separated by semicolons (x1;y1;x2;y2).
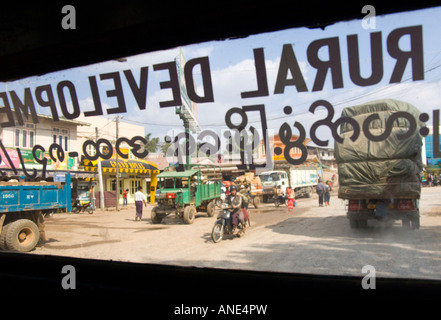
259;166;320;202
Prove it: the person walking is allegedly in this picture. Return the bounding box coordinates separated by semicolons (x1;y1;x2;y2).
134;186;147;221
287;186;295;210
123;188;129;207
239;184;251;226
324;181;331;206
316;180;325;207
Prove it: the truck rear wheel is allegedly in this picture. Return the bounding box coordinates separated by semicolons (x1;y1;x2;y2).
253;196;260;208
402;217;411;229
151;207;163;224
410;216;420;230
0;223;10;250
183;205;196;224
305;187;313;198
403;213;420;230
207;201;215;217
5;219;40;252
349;217;358;229
349;217;367;229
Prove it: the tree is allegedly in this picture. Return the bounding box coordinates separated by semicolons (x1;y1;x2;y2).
160;141;172;157
145;133;159;153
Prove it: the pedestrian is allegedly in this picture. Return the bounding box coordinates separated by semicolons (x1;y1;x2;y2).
324;180;331;206
316;180;325;207
331;173;336;184
134;186;147;221
287;186;295;210
123;188;129;207
239;184;250;226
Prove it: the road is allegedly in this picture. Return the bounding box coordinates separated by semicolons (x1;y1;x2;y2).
30;187;441;280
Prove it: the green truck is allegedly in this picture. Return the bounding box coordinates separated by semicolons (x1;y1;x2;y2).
151;164;222;224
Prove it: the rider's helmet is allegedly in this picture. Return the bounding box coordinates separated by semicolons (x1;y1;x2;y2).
230;185;238;192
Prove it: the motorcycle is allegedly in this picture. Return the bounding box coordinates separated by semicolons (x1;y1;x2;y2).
71;198;94;214
274;193;288;207
211;203;246;243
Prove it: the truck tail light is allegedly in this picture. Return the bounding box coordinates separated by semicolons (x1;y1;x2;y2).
397;200;414;211
349;200;363;211
166;193;176;199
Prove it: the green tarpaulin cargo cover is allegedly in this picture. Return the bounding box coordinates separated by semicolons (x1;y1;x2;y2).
335;99;424;200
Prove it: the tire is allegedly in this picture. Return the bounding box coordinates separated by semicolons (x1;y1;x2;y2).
349;217;359;229
5;219;40;252
151;207;163;224
207;201;215;217
253;197;260;209
358;219;368;228
402;217;411;229
71;206;79;214
0;223;10;250
410;215;420;230
211;223;224;243
274;198;280;207
87;207;94;214
183;205;196;224
305;187;313;198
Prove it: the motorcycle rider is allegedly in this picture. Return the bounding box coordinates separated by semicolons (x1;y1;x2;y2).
224;185;242;234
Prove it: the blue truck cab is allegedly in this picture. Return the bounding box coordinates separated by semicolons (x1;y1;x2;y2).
0;173;72;252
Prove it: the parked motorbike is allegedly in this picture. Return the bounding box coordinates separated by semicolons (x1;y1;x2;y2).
211;203;246;243
71;199;94;214
274;194;288;207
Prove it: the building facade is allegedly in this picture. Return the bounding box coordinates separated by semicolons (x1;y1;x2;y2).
76;114;160;205
0;112;89;177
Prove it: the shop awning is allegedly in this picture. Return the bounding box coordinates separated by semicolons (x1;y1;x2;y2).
83;158;160;174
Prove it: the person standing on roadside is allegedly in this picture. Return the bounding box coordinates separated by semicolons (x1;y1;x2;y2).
316;179;325;207
239;184;251;226
287;186;295;210
134;186;147;221
123;188;129;207
324;181;331;206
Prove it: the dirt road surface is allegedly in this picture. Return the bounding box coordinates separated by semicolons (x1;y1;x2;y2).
30;187;441;280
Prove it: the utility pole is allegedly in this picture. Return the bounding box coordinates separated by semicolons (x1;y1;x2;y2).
115;115;120;211
96;127;105;210
316;147;323;181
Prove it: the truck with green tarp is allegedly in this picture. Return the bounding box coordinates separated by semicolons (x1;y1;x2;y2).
335;99;424;229
151;164;222;224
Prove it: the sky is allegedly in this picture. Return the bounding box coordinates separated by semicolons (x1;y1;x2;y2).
2;5;441;153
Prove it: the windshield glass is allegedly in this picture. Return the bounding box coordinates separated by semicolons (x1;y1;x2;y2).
3;5;441;285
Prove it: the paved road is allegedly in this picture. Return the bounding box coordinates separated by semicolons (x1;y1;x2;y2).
30;187;441;280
